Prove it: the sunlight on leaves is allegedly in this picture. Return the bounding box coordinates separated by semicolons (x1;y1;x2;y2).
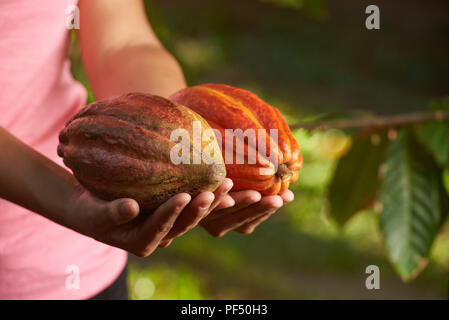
128;263;204;300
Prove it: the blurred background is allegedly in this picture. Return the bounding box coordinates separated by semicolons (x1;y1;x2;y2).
70;0;449;299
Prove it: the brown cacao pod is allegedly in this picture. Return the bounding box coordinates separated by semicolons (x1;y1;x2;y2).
170;83;302;195
58;92;226;213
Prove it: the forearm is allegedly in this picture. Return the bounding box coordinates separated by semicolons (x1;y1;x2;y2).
0;127;81;228
78;0;186;100
83;43;186;99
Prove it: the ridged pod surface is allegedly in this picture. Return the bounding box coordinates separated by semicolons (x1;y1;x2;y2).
58;92;226;213
170;83;302;195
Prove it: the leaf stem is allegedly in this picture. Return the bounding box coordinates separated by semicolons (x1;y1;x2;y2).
291;111;449;131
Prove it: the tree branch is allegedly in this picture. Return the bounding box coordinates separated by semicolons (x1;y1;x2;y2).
290;111;449;131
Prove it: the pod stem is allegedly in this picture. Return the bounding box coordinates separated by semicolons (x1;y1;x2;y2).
276;163;293;182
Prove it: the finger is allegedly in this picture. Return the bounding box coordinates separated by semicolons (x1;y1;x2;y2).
136;193;191;256
235;211;274;234
235;194;285;233
162;192;215;241
213;194;235;210
208;178;234;212
158;239;173;248
279;189;294;203
202;190;261;223
228;190;262;211
99;198;140;229
202;195;283;237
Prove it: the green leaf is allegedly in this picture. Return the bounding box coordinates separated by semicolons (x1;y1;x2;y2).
328;133;388;226
440;167;449;223
415;121;449;168
427;96;449;112
379;130;446;281
259;0;328;19
443;167;449;195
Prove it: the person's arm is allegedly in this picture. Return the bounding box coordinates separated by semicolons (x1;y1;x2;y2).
78;0;293;240
0;126;234;256
79;0;185;99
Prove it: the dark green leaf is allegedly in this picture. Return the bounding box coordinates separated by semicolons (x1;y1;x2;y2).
443;167;449;195
259;0;327;19
427;96;449;112
440;167;449;223
415;121;449;168
328;133;388;226
379;130;445;281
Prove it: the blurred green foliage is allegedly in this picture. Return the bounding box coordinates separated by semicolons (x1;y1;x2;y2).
259;0;328;19
70;0;449;299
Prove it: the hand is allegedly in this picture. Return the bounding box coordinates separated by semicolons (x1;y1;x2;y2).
200;189;294;237
69;178;234;257
157;178;234;248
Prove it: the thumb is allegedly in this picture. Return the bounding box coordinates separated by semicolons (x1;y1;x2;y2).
104;198;140;226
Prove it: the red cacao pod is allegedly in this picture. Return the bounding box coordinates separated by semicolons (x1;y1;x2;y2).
58;92;226;213
170;83;303;195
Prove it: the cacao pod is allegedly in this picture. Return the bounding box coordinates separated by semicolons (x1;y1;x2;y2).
170;83;303;195
58;92;226;213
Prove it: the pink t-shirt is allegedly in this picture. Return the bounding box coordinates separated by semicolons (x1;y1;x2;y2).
0;0;127;299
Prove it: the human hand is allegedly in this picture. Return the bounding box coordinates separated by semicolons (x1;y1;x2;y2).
68;178;234;257
200;189;294;237
157;178;234;248
0;127;236;257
